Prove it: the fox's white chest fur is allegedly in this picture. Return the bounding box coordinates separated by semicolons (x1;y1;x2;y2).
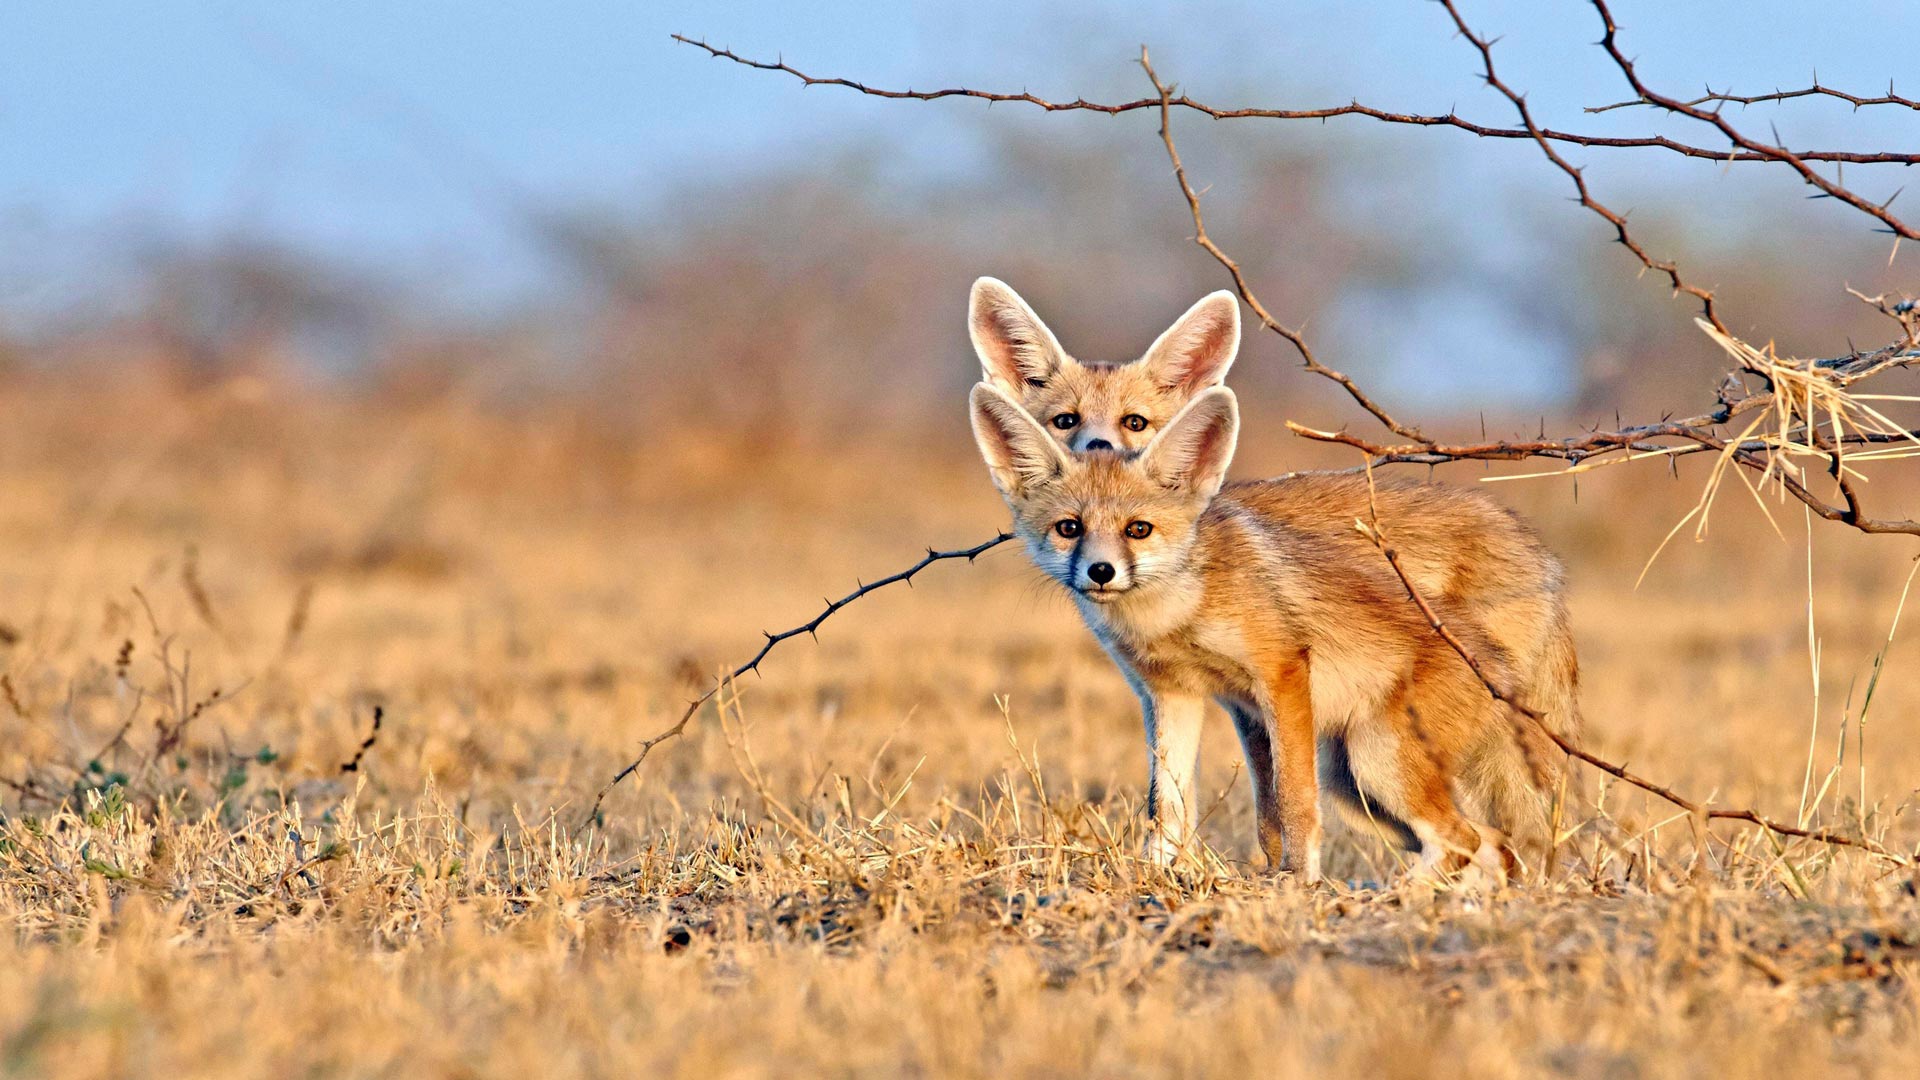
1081;584;1396;731
1082;582;1267;700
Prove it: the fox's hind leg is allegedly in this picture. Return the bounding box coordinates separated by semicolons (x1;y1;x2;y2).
1318;735;1421;855
1342;710;1508;887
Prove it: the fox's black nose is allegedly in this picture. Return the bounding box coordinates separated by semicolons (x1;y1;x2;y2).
1086;562;1116;585
1083;438;1113;452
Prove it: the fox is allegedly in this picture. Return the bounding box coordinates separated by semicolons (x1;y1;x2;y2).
970;276;1240;457
970;381;1576;882
967;284;1582;876
968;278;1580;877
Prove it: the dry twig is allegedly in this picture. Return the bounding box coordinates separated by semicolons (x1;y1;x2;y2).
582;532;1013;825
339;706;384;774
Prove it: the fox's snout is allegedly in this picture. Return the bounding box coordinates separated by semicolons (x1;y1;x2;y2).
1065;530;1136;595
1074;552;1129;596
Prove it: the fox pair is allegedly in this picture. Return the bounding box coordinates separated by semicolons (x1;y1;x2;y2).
966;278;1579;884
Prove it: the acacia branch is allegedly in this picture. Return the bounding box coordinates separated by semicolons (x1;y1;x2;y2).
582;531;1013;825
1292;375;1920;538
1433;0;1725;333
1590;79;1920;115
669;34;1920;167
1138;48;1428;443
682;24;1920;541
1585;0;1917;243
1144;30;1920;538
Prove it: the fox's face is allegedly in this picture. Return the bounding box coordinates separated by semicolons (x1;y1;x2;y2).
970;382;1240;601
969;278;1240;455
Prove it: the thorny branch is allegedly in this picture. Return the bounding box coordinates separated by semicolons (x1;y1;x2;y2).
1589;80;1920;115
1165;6;1919;537
1138;48;1426;442
1432;0;1724;333
582;532;1013;825
1584;0;1916;245
1286;329;1920;537
682;13;1920;538
670;34;1920;167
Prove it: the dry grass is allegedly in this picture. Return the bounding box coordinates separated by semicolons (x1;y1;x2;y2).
2;376;1919;1078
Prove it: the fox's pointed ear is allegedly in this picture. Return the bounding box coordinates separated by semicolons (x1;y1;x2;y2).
1139;386;1239;499
970;382;1069;497
970;277;1070;392
1140;290;1239;394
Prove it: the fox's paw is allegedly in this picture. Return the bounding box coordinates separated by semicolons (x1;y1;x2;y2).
1274;848;1324;888
1412;829;1510;893
1140;830;1187;868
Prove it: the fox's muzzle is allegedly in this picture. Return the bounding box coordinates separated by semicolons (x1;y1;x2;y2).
1069;540;1132;596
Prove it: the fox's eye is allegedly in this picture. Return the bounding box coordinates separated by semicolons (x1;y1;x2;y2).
1125;521;1153;540
1121;414;1149;433
1051;413;1080;430
1054;519;1083;539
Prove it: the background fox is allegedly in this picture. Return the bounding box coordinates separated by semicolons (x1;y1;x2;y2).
968;281;1582;879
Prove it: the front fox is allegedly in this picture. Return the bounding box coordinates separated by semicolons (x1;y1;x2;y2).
971;382;1537;883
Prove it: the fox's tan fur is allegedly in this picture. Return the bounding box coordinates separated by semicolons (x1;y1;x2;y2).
967;280;1580;883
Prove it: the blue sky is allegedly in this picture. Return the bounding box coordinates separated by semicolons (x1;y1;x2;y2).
3;2;1914;399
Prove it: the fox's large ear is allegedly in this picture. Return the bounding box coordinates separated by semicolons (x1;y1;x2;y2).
1140;290;1239;394
970;382;1069;497
1139;386;1238;500
970;277;1070;392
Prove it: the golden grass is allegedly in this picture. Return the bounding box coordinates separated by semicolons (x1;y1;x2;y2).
2;376;1918;1077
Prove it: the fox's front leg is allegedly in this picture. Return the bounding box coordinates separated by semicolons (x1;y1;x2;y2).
1252;656;1321;883
1139;686;1206;866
